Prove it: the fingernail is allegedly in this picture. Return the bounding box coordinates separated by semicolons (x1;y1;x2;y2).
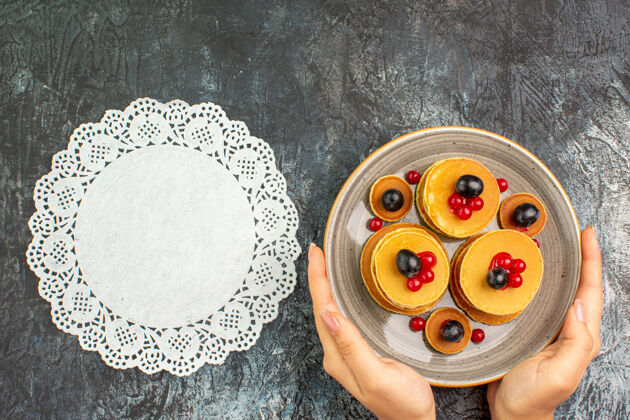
320;310;340;334
308;243;315;261
575;299;586;323
587;224;596;234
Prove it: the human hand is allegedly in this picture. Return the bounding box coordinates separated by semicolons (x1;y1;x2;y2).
308;244;436;420
487;226;603;420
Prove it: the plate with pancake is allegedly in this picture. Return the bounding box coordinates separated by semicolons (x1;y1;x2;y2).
324;126;581;387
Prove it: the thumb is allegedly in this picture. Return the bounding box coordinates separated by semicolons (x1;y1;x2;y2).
319;310;382;383
541;300;594;392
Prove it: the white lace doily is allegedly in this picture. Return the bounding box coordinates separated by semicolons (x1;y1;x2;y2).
26;98;301;376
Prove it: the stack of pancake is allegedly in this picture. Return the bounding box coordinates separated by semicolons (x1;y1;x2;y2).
416;158;500;238
450;230;543;324
360;224;449;315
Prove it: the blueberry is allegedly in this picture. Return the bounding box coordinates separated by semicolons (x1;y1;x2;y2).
396;249;422;278
382;188;404;212
455;175;484;198
487;267;509;289
441;320;464;342
512;202;540;227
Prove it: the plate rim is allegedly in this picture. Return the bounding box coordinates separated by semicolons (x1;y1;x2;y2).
323;126;582;388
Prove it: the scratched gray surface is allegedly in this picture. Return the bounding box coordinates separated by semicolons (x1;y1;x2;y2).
1;1;629;419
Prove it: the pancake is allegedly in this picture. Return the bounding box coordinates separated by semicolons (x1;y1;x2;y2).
499;193;547;237
370;228;445;312
425;307;472;354
369;175;413;221
360;223;433;315
372;228;449;309
459;230;543;316
421;158;500;238
450;236;522;325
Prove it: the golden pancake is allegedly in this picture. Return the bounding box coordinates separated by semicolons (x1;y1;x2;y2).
421;158;500;238
372;228;449;309
370;228;445;312
499;193;547;237
369;175;413;221
360;223;432;315
425;307;471;354
459;230;543;315
450;237;522;325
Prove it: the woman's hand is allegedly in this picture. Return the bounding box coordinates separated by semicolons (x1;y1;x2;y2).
308;244;436;420
487;226;603;420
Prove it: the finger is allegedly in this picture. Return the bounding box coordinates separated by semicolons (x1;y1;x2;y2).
307;244;340;348
575;226;603;353
320;309;382;387
307;245;362;396
308;244;338;312
541;302;594;391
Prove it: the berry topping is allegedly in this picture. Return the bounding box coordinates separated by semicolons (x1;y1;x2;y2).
497;255;513;270
409;316;426;331
471;328;485;343
511;259;527;273
396;249;422;278
493;252;512;262
456;175;484;198
456;205;472;220
508;272;523;288
489;252;527;289
470;197;484;211
448;176;486;218
368;217;383;231
497;178;509;193
407;277;422;292
382;188;404;212
418;252;437;268
532;238;540;248
441;320;465;342
448;193;464;209
419;270;435;283
487;267;509;289
512;202;540;227
406;170;421;184
405;251;438;289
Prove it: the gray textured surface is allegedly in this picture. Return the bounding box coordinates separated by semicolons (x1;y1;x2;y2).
0;0;628;419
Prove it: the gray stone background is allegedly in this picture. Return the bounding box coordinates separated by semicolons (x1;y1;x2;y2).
1;0;628;418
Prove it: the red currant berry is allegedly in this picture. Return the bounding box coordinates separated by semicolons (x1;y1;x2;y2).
419;270;435;283
418;252;437;268
497;178;509;193
471;328;485;343
491;252;510;268
470;197;484;211
511;259;526;273
409;316;426;331
456;205;472;220
368;217;383;231
407;278;422;292
498;256;513;270
508;272;523;288
532;238;540;248
406;170;421;184
461;197;469;206
448;193;463;209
